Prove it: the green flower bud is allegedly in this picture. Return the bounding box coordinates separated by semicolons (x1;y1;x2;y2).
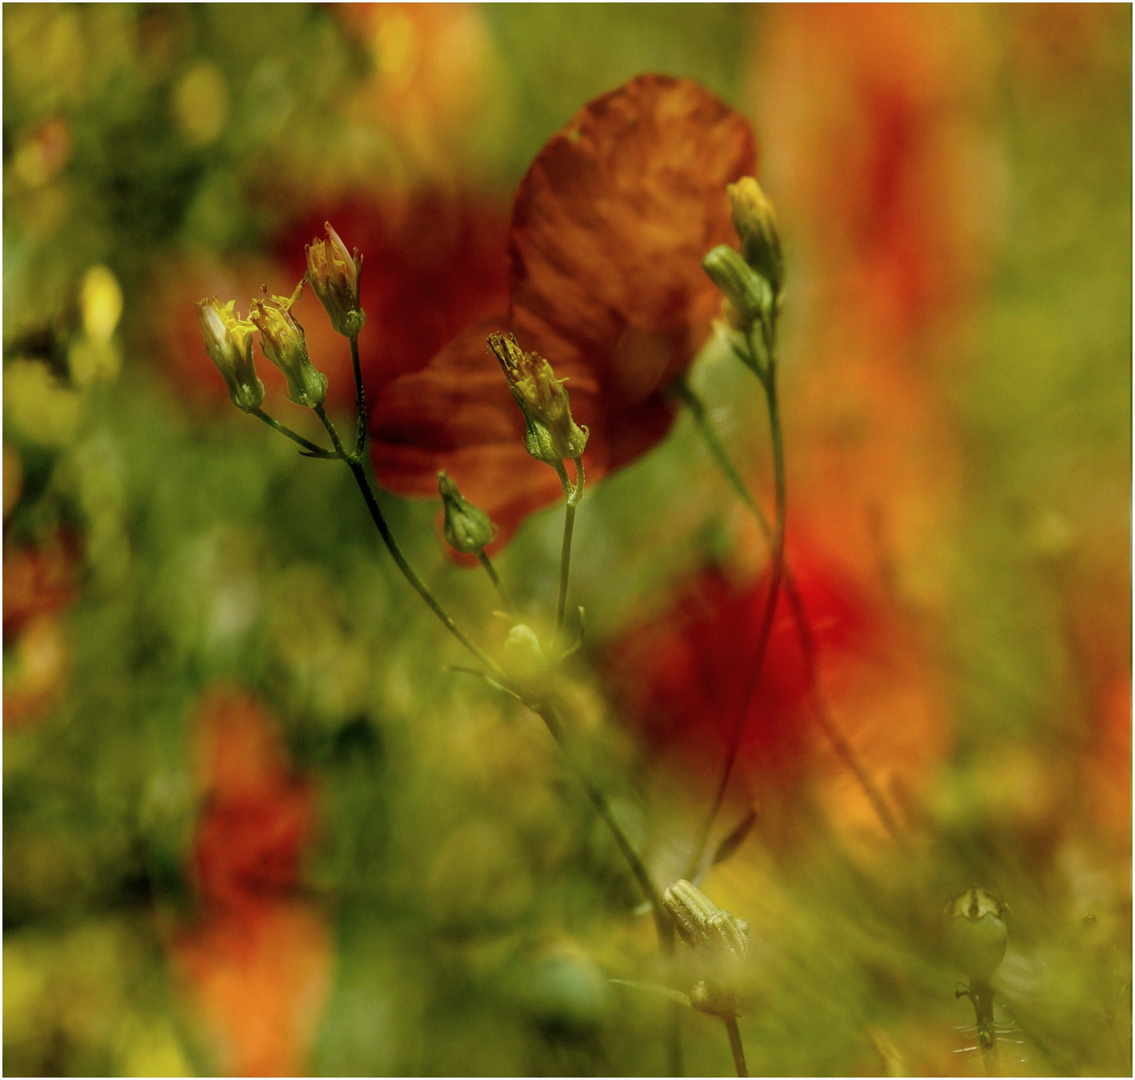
438;471;496;554
195;297;265;413
663;879;751;962
703;245;773;331
944;886;1008;982
487;332;588;465
501;623;546;689
728;176;783;292
306;222;366;338
250;292;327;408
663;879;752;1016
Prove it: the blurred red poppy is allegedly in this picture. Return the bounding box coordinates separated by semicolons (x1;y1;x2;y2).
369;74;757;547
169;690;331;1077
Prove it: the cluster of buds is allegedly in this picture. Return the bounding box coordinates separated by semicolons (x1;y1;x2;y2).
487;332;589;466
197;222;366;412
944;885;1008;983
703;176;782;344
663;879;752;1016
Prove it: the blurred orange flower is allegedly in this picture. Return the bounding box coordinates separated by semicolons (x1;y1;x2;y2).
369;74;757;546
168;690;331;1077
3;530;80;727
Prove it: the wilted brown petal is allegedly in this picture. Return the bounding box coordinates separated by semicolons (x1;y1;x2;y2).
371;75;757;545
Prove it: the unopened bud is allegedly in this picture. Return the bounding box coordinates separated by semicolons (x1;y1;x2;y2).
196;297;265;412
438;471;496;554
306;222;365;338
663;879;751;962
664;880;752;1016
703;245;773;331
944;886;1008;982
488;332;588;465
501;623;546;688
250;290;327;408
728;177;783;292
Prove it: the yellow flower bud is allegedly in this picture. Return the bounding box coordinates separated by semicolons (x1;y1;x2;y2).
306;222;366;338
728;177;783;293
487;332;588;465
195;297;265;412
250;292;327;408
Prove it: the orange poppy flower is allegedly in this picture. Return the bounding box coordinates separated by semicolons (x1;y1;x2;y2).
169;690;331;1077
369;74;757;547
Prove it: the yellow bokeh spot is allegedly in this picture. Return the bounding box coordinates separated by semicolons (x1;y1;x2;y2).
80;265;123;343
375;11;420;89
172;60;229;147
4;360;82;446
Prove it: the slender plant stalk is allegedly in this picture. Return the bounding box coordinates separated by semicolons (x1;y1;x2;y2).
535;701;672;946
552;457;585;642
349;333;367;458
556;502;578;637
722;1014;749;1077
252;408;336;457
687;352;787;879
475;550;513;613
672;378;901;844
314;405;503;679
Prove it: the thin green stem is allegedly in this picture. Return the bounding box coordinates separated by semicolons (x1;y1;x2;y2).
722;1014;749;1077
476;550;513;613
551;457;585;642
251;408;336;457
687;349;787;880
533;700;672;946
314;404;502;678
675;379;901;843
349;333;366;459
556;502;577;638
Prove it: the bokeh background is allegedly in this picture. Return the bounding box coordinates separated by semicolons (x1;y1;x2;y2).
3;4;1130;1076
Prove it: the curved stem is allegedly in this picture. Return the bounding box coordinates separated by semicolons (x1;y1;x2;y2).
675;378;901;843
251;408;336;457
687;356;787;879
314;405;502;678
722;1014;749;1077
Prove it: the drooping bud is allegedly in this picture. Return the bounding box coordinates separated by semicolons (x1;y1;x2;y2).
195;297;265;412
944;886;1008;982
438;471;496;555
703;245;773;331
250;290;327;408
727;177;783;293
487;332;588;465
306;222;366;338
